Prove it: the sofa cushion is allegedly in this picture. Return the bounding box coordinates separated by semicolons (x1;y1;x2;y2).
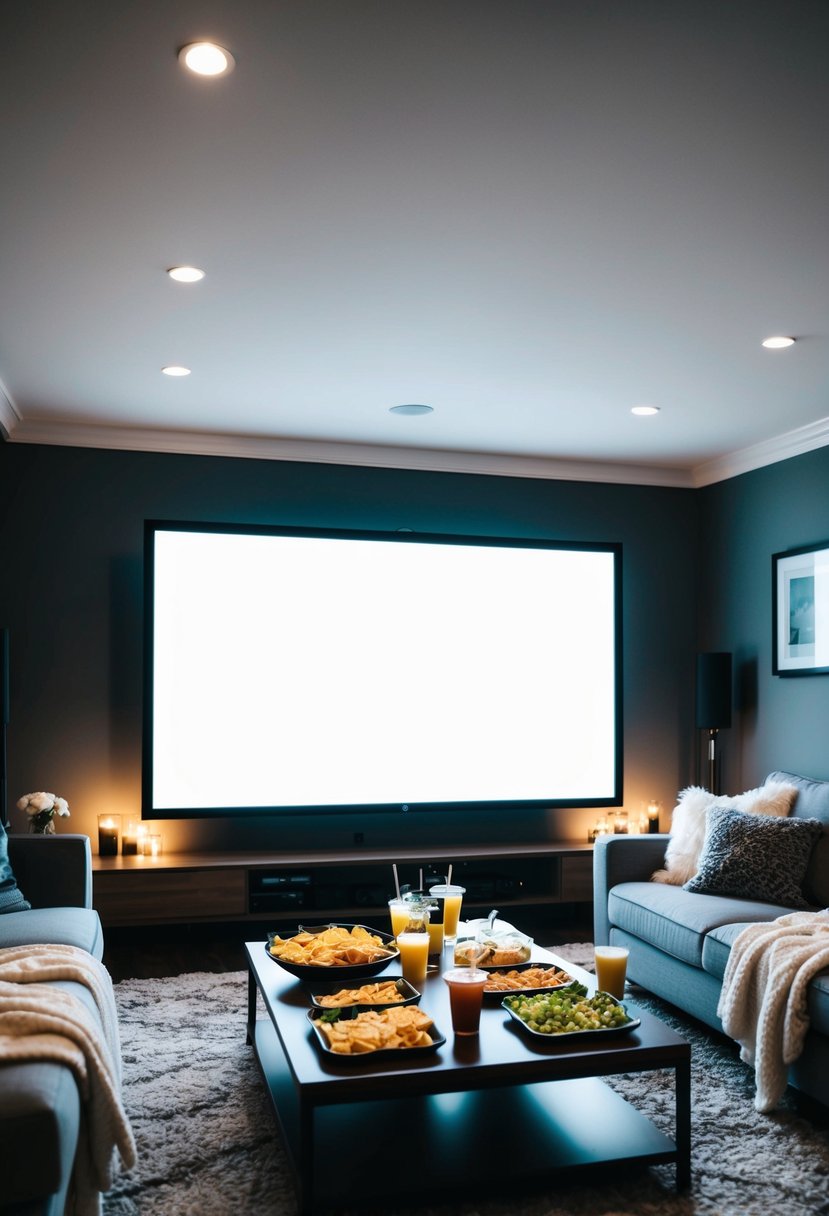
652;782;798;887
607;881;787;966
0;905;104;958
703;921;829;1037
0;819;31;914
683;807;823;908
702;921;756;980
765;770;829;907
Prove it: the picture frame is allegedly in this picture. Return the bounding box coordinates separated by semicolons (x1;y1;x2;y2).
772;541;829;676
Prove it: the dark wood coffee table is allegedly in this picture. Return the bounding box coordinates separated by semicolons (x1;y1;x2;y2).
245;941;690;1214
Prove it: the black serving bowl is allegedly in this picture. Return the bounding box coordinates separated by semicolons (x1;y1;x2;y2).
266;923;400;980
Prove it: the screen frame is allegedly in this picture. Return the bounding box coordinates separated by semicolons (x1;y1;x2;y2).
142;519;623;819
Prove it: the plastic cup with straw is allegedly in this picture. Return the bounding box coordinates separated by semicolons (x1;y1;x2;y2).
388;863;409;938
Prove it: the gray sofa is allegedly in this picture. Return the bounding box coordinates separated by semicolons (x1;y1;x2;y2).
1;833;106;1216
594;770;829;1109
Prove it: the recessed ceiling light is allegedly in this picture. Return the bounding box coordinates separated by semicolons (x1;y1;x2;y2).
167;265;205;283
161;365;191;377
762;336;795;349
631;405;660;416
178;42;235;77
389;404;434;416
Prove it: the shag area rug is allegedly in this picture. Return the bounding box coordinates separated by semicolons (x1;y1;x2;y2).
104;945;829;1216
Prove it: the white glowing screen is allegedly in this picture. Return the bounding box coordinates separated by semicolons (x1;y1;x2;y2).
148;528;619;812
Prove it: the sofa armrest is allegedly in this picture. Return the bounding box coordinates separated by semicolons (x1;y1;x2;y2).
6;834;93;909
593;833;669;946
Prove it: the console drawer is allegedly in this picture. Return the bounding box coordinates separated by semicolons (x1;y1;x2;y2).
94;868;246;924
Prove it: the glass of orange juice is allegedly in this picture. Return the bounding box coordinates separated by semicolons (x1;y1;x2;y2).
594;945;629;999
408;890;444;958
395;901;430;986
397;928;430;985
388;898;410;939
428;884;465;946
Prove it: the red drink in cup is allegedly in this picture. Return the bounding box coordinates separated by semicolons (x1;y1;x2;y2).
444;967;488;1035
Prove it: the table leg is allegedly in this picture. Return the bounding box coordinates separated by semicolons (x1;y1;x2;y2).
246;968;257;1045
675;1056;691;1190
296;1096;315;1216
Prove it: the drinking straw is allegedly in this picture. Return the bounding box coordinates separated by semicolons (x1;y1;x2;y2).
419;867;423;889
447;864;453;886
392;864;401;900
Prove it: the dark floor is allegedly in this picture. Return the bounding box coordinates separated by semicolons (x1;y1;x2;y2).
103;914;593;981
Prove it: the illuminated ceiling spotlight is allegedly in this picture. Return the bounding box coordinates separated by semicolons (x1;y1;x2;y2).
167;266;205;283
762;336;795;349
178;42;235;77
161;365;191;377
631;405;660;416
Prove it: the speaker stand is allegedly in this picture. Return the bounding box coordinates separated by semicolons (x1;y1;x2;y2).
706;728;720;795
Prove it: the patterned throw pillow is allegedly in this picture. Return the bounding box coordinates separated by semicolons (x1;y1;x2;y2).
683;806;823;908
0;820;30;914
652;781;798;886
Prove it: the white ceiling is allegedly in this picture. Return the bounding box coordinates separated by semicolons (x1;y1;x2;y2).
1;1;827;488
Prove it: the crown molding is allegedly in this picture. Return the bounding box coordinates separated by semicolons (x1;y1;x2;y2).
4;415;696;488
692;415;829;487
9;411;829;490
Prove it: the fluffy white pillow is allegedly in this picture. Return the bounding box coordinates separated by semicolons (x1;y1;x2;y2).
651;781;798;886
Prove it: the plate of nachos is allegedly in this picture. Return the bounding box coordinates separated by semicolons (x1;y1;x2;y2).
266;923;399;979
308;976;420;1009
308;1004;445;1059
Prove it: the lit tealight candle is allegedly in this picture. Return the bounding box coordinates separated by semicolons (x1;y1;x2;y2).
647;801;661;833
149;835;162;859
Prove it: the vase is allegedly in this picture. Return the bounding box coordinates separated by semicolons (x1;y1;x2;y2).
29;815;56;835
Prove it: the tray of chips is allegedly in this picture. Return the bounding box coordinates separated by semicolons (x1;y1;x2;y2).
481;962;574;1002
267;924;399;979
308;976;420;1009
308;1005;445;1059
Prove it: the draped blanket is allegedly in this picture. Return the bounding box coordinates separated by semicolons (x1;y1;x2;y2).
0;943;136;1215
717;910;829;1112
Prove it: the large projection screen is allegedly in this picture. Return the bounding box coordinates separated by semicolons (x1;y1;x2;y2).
143;522;622;817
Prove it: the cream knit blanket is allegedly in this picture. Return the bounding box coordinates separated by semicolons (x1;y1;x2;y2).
717;910;829;1112
0;943;136;1215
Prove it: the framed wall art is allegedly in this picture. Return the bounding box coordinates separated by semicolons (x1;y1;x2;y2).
772;541;829;676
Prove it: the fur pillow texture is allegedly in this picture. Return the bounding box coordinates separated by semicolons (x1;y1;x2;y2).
651;781;798;886
682;806;822;908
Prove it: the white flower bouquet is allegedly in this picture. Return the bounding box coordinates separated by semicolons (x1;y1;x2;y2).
17;791;70;834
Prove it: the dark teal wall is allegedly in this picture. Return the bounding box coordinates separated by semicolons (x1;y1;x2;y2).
698;444;829;791
0;440;698;850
